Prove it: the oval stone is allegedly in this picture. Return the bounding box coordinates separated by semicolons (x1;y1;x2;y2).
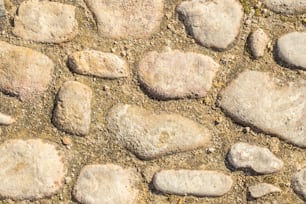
263;0;306;14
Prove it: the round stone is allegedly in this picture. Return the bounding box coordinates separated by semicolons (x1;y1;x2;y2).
248;28;270;59
263;0;306;14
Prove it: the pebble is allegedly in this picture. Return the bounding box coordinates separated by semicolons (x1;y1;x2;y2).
248;183;281;198
220;70;306;148
277;32;306;69
68;50;129;79
292;167;306;201
0;0;5;17
248;29;270;59
177;0;243;50
53;81;92;136
227;143;283;174
106;104;211;160
0;41;54;101
263;0;306;14
153;170;233;196
84;0;163;39
13;0;78;43
0;112;15;125
0;139;66;200
73;164;137;204
138;48;219;99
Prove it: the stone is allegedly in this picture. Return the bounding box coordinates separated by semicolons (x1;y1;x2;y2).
292;167;306;201
138;48;219;99
53;81;92;136
106;104;211;160
0;0;5;17
68;50;129;79
0;112;15;125
248;29;270;59
219;70;306;148
13;0;78;43
277;32;306;69
263;0;306;14
177;0;243;50
0;41;54;101
0;139;66;200
84;0;163;39
73;164;137;204
248;183;281;198
227;143;283;174
153;170;233;196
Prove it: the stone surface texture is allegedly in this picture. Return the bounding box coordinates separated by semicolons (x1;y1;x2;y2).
264;0;306;14
249;28;270;59
248;183;281;198
292;167;306;201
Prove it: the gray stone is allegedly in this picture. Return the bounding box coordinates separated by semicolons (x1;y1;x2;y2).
177;0;243;50
277;32;306;69
138;48;219;99
0;112;15;125
220;70;306;148
73;164;137;204
0;0;5;17
106;104;211;160
292;167;306;201
13;0;78;43
53;81;92;136
249;29;270;59
264;0;306;14
153;170;233;196
248;183;281;198
228;143;283;174
0;139;66;200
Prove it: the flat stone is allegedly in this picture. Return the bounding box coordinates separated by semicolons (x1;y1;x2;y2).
13;0;78;43
177;0;243;50
263;0;306;14
0;41;54;101
68;50;129;79
220;70;306;147
228;143;283;174
292;167;306;201
277;32;306;69
249;29;270;59
53;81;92;136
248;183;281;198
84;0;163;39
0;139;66;200
106;104;211;160
153;170;233;197
0;112;15;125
138;48;219;99
73;164;137;204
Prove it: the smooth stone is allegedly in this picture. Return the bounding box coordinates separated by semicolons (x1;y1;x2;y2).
68;50;129;79
249;29;270;59
177;0;243;50
292;167;306;201
153;170;233;197
277;32;306;69
228;143;283;174
138;48;219;99
0;112;15;125
53;81;92;136
248;183;281;198
0;41;54;101
13;0;78;43
84;0;163;39
106;104;211;160
263;0;306;14
220;70;306;147
73;164;137;204
0;139;66;200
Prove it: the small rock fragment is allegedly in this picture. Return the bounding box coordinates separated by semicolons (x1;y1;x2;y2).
0;0;5;17
0;112;15;125
61;137;72;146
248;183;281;198
153;170;233;196
263;0;306;14
227;143;283;174
249;29;270;59
292;167;306;201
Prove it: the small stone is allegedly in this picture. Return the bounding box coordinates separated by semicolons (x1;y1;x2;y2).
248;183;281;198
68;50;129;79
13;0;78;43
73;164;137;204
53;81;92;136
177;0;243;50
84;0;163;39
61;137;72;146
277;32;306;69
227;143;283;174
0;0;5;17
0;139;66;200
153;170;233;197
106;104;211;160
0;112;15;125
248;29;270;59
263;0;306;14
292;167;306;201
138;48;219;99
0;41;54;101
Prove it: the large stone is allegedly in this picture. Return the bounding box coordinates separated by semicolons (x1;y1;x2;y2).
13;0;78;43
0;139;66;200
0;41;54;101
248;183;281;198
106;104;211;160
138;48;219;99
220;70;306;148
84;0;163;39
248;29;270;59
263;0;306;14
73;164;137;204
277;32;306;69
292;167;306;201
53;81;92;136
177;0;243;50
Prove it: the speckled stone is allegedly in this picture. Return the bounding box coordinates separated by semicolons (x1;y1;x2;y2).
248;183;281;198
264;0;306;14
249;28;270;59
292;167;306;201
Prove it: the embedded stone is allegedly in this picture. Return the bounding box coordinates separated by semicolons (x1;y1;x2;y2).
263;0;306;14
292;167;306;201
249;29;270;59
0;112;15;125
248;183;281;198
